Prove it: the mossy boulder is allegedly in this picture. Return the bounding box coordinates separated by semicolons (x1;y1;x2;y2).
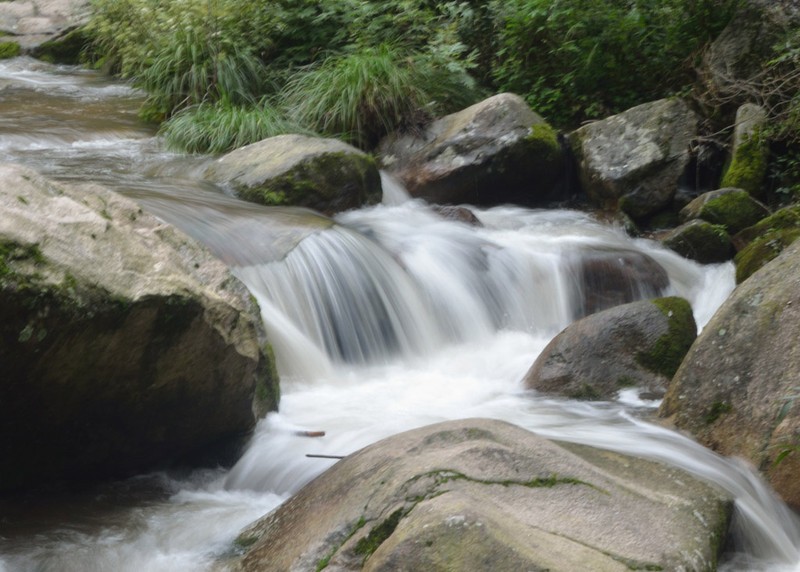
731;204;800;282
378;93;563;207
659;239;800;508
230;419;730;572
524;297;696;401
0;0;89;51
0;164;278;491
661;219;734;264
569;98;698;220
206;134;381;216
720;104;769;199
679;187;770;234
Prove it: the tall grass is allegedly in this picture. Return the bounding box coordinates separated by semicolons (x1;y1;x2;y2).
161;100;310;154
282;44;481;148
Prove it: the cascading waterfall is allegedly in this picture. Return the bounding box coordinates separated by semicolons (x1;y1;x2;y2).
1;57;800;572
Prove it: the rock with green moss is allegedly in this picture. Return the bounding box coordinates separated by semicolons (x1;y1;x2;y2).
206;134;381;216
378;93;563;207
721;104;769;198
524;297;696;401
0;164;278;492
679;187;770;234
731;204;800;282
229;418;730;572
569;98;698;220
30;26;87;64
660;239;800;509
661;219;734;264
0;40;20;59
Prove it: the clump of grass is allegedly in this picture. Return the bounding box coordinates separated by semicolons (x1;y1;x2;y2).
160;100;310;154
283;44;481;149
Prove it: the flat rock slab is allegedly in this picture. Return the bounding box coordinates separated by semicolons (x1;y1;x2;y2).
230;418;730;572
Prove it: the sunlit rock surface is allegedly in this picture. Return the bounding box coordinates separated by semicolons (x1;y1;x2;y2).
0;163;278;491
228;418;730;572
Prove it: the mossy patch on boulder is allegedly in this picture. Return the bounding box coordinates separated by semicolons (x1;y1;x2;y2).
31;27;88;64
721;104;769;199
661;219;733;263
0;41;21;59
679;187;770;234
734;228;800;283
637;296;696;379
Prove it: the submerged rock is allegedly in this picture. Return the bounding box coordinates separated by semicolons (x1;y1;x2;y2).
0;164;278;491
228;418;730;572
565;247;669;319
378;93;563;207
569;98;698;220
206;134;381;216
660;239;800;508
524;297;696;401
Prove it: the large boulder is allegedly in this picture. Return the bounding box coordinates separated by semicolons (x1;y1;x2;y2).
524;297;696;401
229;419;731;572
659;239;800;508
0;163;279;491
0;0;88;51
206;134;381;216
569;98;698;220
378;93;564;207
565;247;669;319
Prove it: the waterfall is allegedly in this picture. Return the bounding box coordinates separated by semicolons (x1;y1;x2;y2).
1;57;799;572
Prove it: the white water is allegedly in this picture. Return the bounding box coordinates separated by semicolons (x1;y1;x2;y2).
1;58;799;571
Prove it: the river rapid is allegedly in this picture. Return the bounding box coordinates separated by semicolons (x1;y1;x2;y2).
1;57;799;571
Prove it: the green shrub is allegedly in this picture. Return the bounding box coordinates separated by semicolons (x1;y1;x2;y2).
490;0;738;127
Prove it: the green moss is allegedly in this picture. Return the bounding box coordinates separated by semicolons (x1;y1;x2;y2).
0;241;45;282
705;401;732;425
637;297;696;379
734;228;800;283
569;383;602;401
734;204;800;246
721;134;769;199
662;220;732;264
31;28;89;65
0;41;20;59
525;122;560;159
697;190;768;234
354;508;404;558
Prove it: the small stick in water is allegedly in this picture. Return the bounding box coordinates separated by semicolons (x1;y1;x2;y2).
306;454;345;459
295;430;326;438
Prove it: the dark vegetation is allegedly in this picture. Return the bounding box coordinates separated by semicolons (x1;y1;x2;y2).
80;0;799;202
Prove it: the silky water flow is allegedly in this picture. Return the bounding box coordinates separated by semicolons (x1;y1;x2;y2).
0;58;799;571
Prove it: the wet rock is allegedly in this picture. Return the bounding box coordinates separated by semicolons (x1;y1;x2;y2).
569;98;698;220
228;418;730;572
0;164;278;491
566;248;669;319
430;205;482;226
679;187;770;235
660;239;800;508
206;134;381;216
524;297;696;401
661;219;734;264
378;93;563;207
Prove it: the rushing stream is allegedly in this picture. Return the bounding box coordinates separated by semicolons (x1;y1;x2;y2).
1;57;800;571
